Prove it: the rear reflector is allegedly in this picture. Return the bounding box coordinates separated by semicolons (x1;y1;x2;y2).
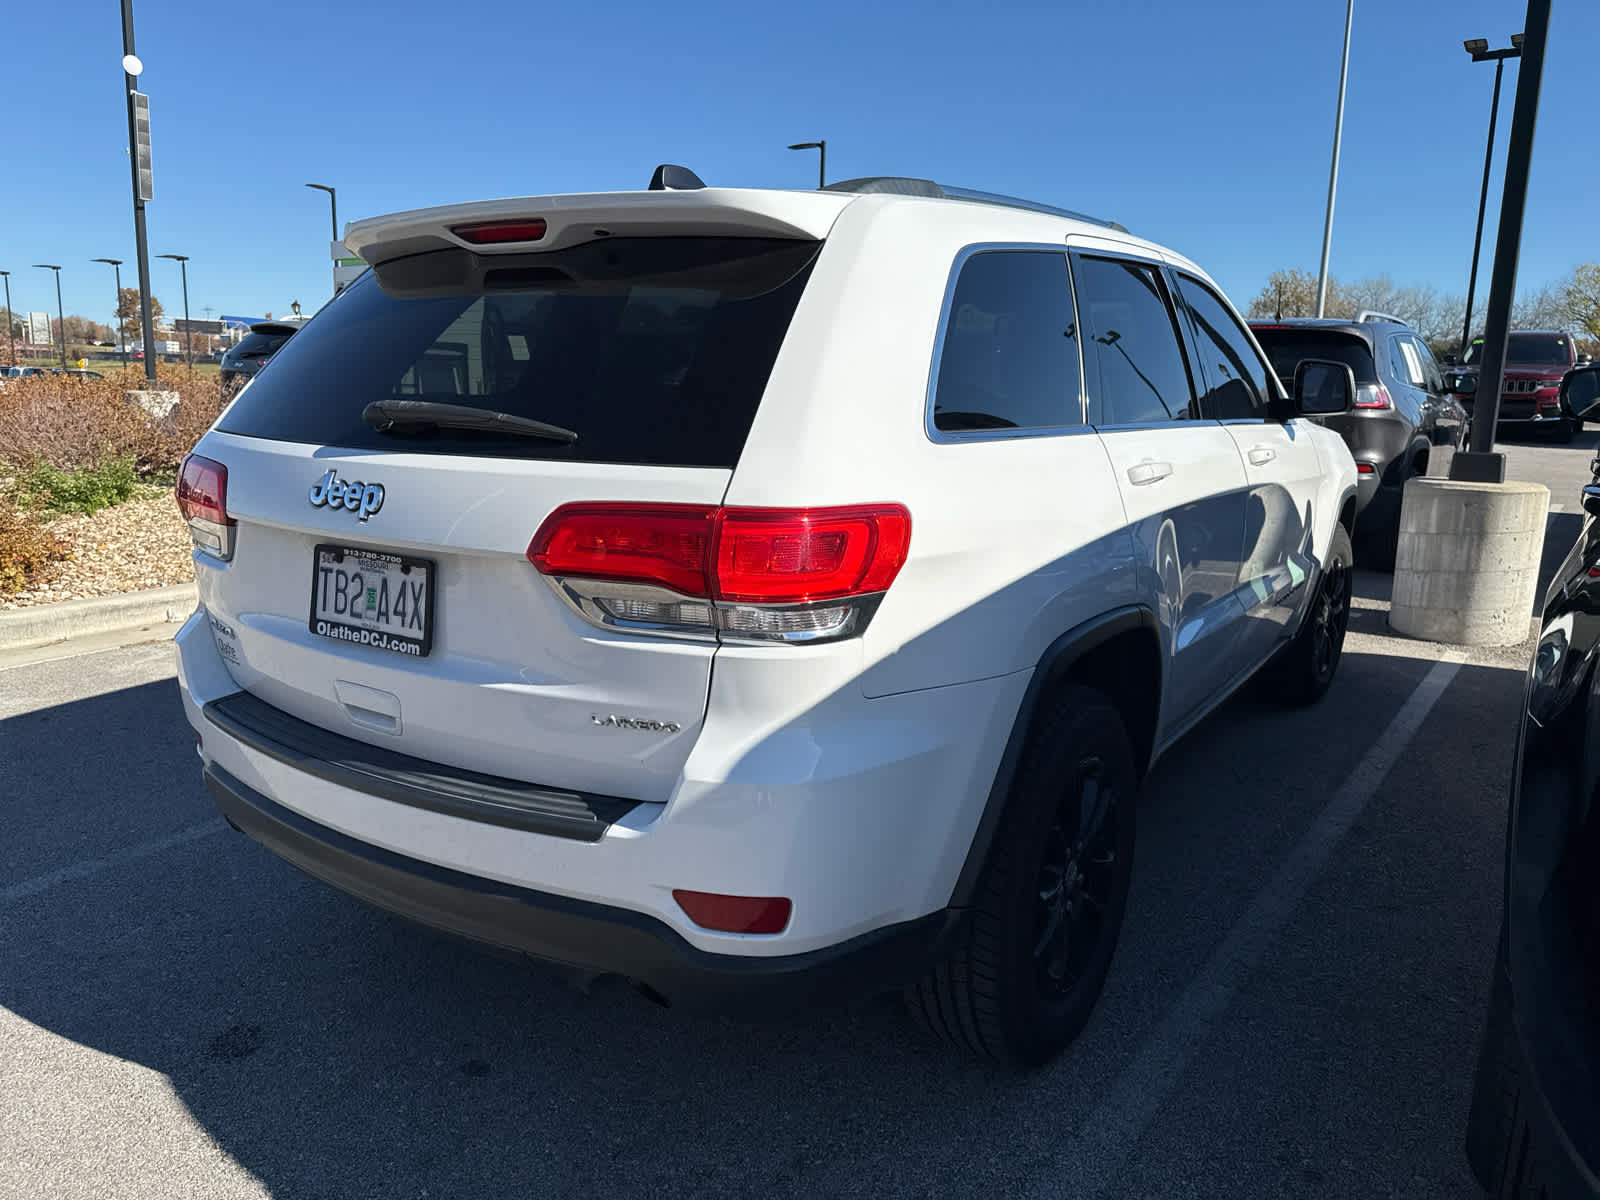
1356;463;1376;475
451;219;548;245
672;890;792;934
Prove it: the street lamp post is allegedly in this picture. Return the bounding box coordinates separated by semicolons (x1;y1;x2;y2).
120;0;157;385
1459;36;1523;361
1450;0;1551;483
787;141;826;189
92;258;127;368
305;183;337;241
0;270;14;367
158;254;192;365
33;265;66;368
1315;0;1354;317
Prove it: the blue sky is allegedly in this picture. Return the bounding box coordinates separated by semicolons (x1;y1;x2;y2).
2;0;1594;328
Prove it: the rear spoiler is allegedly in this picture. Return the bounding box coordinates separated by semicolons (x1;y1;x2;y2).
345;189;852;267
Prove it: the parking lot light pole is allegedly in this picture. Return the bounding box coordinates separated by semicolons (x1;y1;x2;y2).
305;183;337;241
1315;0;1354;318
1459;36;1522;361
0;270;14;367
33;264;67;368
92;258;127;368
1450;0;1551;484
158;254;191;365
787;142;826;189
120;1;157;385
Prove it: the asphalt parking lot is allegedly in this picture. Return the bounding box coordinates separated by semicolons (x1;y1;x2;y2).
3;432;1595;1200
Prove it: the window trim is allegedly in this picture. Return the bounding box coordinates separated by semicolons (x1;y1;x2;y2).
1070;250;1200;430
1171;270;1273;425
924;243;1092;445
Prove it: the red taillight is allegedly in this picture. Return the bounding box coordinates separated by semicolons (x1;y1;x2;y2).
176;454;231;526
672;890;792;935
528;502;912;641
451;218;548;245
529;504;716;597
176;454;235;560
1356;463;1376;475
1354;384;1392;410
713;506;911;603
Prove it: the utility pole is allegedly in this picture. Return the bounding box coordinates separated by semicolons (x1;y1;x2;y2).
1316;0;1354;317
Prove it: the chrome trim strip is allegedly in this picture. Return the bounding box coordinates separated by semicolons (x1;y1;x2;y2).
541;577;886;645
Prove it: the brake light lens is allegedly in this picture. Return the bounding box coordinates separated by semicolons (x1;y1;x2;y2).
529;504;715;598
451;218;548;245
714;506;911;603
672;890;792;935
528;502;912;642
1354;384;1392;410
176;454;235;561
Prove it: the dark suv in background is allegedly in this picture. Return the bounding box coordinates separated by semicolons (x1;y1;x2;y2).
1250;312;1465;567
219;321;301;397
1445;330;1586;443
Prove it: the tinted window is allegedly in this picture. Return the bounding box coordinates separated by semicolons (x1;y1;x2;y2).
932;251;1081;432
1251;328;1378;385
1463;333;1573;367
1075;257;1194;425
230;331;292;359
216;237;819;468
1175;275;1270;419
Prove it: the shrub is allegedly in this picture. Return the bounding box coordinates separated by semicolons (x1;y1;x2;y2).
0;366;225;477
0;507;70;595
14;454;141;515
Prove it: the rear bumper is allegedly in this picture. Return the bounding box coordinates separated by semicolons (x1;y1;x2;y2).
207;763;958;1013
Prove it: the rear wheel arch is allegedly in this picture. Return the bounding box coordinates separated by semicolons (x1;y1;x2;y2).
948;607;1160;909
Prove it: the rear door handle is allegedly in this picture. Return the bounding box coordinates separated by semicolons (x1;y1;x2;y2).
1247;447;1277;466
1126;460;1174;486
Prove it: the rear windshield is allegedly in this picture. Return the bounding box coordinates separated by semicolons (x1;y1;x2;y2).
1462;333;1571;367
1250;328;1377;385
216;236;821;469
231;331;293;359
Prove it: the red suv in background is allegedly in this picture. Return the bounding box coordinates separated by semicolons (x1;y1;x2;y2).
1445;331;1586;442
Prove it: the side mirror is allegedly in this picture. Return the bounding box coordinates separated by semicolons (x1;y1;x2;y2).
1578;354;1592;367
1560;364;1600;420
1441;352;1458;366
1583;483;1600;518
1290;358;1357;417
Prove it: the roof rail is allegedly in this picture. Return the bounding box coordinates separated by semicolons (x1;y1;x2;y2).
821;176;1128;233
1355;309;1409;326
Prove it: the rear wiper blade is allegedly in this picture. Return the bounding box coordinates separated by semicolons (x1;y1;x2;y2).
361;400;577;444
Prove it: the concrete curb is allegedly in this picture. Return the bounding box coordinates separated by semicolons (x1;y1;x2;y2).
0;583;197;652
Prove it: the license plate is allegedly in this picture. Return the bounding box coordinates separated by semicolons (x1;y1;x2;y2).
308;544;434;657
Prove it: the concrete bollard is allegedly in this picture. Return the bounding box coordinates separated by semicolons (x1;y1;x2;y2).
1388;477;1549;647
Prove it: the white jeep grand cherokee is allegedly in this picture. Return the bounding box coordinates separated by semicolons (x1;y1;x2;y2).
175;169;1358;1066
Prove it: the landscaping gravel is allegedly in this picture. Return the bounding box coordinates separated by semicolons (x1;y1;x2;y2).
0;489;193;609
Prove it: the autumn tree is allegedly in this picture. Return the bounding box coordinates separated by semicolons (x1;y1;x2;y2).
115;287;164;345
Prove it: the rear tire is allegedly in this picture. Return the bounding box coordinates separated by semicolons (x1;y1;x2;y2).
908;685;1138;1067
1269;524;1353;707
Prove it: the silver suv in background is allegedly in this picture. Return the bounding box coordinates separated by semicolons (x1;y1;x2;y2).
1250;312;1466;568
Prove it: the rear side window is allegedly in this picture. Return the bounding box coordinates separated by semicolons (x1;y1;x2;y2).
1074;256;1195;425
932;250;1082;433
1174;274;1270;420
215;237;820;469
1251;328;1378;386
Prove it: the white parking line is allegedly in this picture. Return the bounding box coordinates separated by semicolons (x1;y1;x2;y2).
1034;649;1468;1199
0;818;227;907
